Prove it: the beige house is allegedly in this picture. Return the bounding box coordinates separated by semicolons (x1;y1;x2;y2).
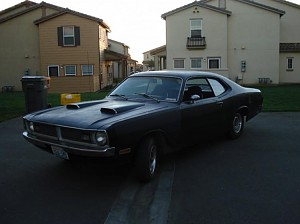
0;1;137;93
142;50;155;71
0;1;60;92
34;8;111;93
143;45;167;71
147;0;300;84
106;39;137;82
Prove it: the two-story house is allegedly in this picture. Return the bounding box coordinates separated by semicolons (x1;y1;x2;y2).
143;45;167;71
148;0;300;84
34;8;111;93
0;1;62;92
0;1;137;93
106;39;137;82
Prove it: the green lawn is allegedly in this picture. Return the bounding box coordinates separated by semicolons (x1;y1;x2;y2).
0;91;109;122
0;91;25;122
0;84;300;122
257;84;300;112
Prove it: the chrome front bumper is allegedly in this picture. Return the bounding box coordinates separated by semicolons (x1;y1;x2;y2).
23;131;115;157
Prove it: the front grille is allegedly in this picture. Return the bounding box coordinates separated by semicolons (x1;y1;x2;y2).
34;123;56;137
32;122;94;145
61;127;93;143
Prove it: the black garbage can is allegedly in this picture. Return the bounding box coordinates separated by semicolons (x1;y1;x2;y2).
21;76;50;113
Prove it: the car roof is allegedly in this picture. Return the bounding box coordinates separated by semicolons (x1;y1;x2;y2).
131;70;243;90
131;70;224;80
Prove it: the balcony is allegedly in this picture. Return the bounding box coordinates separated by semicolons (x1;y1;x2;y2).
280;43;300;52
186;37;206;49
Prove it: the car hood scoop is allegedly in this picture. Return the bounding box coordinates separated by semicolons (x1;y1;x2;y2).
100;102;144;114
66;101;107;110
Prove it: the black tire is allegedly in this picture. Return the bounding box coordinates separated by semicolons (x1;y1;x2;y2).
228;112;244;139
135;137;158;182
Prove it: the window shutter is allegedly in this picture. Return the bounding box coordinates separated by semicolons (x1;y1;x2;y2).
57;27;63;46
75;26;80;46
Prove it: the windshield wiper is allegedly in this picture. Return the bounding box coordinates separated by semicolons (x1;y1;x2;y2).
109;94;128;100
134;93;160;103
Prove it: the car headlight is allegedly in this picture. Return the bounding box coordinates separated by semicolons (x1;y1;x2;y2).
95;131;108;146
29;122;34;132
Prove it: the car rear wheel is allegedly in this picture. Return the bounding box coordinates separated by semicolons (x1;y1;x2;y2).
228;112;244;139
135;137;158;182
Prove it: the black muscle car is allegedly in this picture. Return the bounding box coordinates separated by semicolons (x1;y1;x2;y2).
23;70;263;182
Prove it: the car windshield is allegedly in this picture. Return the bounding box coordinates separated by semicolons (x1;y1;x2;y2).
109;76;182;102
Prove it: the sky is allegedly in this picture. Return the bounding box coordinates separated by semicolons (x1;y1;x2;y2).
1;0;300;63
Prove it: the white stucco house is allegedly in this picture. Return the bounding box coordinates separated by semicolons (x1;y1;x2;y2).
146;0;300;84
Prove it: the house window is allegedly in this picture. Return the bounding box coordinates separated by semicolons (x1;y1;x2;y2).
48;65;59;77
191;58;202;69
190;19;202;38
57;26;80;46
173;59;185;69
63;26;75;46
208;58;221;69
82;65;93;75
65;65;76;76
219;0;226;9
287;57;293;71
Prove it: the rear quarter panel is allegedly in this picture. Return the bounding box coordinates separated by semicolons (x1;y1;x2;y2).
218;84;262;130
244;89;263;120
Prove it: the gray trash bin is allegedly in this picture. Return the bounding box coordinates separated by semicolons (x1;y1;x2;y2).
21;76;50;113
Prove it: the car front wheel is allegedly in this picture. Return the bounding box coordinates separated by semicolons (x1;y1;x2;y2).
228;112;244;139
135;137;158;182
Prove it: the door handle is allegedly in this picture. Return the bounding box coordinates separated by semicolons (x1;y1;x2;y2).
217;101;223;107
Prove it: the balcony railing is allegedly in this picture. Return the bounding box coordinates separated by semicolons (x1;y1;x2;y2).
186;37;206;49
280;43;300;52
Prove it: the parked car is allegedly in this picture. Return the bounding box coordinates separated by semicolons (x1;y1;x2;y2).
23;70;263;182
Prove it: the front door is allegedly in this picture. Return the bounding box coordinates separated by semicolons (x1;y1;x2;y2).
48;65;59;77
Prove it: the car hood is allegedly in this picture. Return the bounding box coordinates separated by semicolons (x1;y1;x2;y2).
24;99;170;129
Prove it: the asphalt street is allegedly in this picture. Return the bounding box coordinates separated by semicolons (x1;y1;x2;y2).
1;112;300;224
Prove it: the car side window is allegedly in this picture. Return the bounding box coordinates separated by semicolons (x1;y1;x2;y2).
183;78;214;101
207;79;226;96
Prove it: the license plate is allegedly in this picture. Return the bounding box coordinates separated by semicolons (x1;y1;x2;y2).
51;146;69;160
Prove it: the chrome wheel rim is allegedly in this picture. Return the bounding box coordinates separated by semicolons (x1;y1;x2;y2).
233;114;242;134
149;146;157;175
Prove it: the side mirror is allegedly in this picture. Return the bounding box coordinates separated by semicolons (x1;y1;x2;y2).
183;94;201;104
191;94;201;101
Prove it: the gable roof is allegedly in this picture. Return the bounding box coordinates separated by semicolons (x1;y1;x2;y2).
104;49;129;61
108;39;129;48
0;1;110;30
161;1;232;19
0;0;37;16
235;0;285;15
150;45;166;55
34;8;110;30
270;0;300;9
0;1;64;24
201;0;285;16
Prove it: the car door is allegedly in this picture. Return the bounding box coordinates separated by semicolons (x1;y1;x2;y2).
207;78;231;131
180;77;224;145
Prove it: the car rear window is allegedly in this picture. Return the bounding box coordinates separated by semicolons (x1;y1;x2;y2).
207;78;226;96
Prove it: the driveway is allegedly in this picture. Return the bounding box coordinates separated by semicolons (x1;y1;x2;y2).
1;113;300;224
169;112;300;224
0;117;127;224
